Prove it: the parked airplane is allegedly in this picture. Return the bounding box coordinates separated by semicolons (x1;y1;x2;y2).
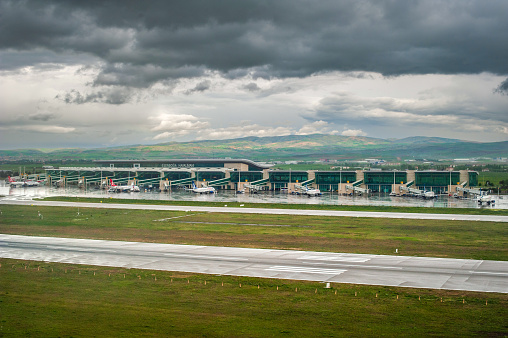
422;190;436;199
294;184;321;197
191;182;216;194
477;193;495;205
108;179;140;193
303;186;322;197
7;176;25;187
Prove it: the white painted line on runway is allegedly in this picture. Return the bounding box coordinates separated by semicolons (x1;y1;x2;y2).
470;271;508;276
266;266;347;275
309;262;404;270
45;245;117;253
163;253;249;261
298;255;370;262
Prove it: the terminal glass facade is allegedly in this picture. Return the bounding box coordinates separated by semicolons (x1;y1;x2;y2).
162;172;192;181
269;171;308;189
415;171;460;193
229;171;263;182
364;172;407;185
269;171;308;183
315;171;356;192
364;172;407;193
415;172;460;187
469;172;478;186
196;171;225;182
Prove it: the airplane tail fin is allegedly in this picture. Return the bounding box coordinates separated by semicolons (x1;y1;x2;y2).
8;176;14;182
110;179;117;186
192;182;197;189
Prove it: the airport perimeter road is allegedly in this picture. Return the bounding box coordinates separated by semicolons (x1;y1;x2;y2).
1;199;508;222
1;234;507;293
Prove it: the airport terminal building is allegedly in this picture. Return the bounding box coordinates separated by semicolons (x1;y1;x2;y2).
45;158;479;196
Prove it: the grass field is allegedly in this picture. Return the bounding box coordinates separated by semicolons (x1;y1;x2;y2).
478;171;508;187
1;205;507;260
2;203;507;336
43;196;508;216
1;258;506;337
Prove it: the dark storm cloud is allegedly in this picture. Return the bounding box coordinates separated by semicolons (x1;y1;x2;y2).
56;88;134;105
495;78;508;95
184;80;211;95
1;0;507;94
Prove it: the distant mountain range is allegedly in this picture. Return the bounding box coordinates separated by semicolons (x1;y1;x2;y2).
1;135;507;162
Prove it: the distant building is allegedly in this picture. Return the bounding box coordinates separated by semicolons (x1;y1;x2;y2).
45;158;479;195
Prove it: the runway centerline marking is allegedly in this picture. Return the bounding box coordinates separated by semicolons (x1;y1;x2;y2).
266;265;347;275
298;255;370;263
163;253;249;261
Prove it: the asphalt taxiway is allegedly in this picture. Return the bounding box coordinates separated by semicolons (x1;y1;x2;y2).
1;234;507;293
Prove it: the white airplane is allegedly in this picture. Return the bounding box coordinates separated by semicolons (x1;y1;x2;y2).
477;193;495;205
296;184;321;197
304;186;322;197
108;179;140;193
7;176;25;187
191;182;216;194
422;190;436;199
24;179;41;187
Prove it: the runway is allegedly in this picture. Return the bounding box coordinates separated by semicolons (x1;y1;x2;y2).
1;234;507;293
1;199;508;222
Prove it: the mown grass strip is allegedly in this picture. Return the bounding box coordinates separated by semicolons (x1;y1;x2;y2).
1;205;507;260
42;196;508;215
1;258;506;337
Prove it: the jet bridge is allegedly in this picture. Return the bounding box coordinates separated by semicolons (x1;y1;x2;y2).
456;181;482;196
207;177;231;187
160;177;195;190
244;177;269;192
300;178;315;186
345;179;370;195
399;185;436;198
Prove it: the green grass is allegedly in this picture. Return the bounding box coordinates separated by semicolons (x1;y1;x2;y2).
1;205;507;260
478;171;508;187
1;258;506;337
41;196;508;216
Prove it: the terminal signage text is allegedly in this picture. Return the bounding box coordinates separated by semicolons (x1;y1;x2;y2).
163;163;195;168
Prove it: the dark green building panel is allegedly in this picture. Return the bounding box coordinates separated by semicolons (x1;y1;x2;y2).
196;171;225;182
315;171;356;184
364;172;407;185
415;172;460;187
468;172;478;186
162;172;192;181
269;171;308;183
230;171;263;182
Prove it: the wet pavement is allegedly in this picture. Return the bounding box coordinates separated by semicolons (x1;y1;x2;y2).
1;182;506;209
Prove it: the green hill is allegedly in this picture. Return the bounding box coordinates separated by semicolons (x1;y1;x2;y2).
0;135;506;162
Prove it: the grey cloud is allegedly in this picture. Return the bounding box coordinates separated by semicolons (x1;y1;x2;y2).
242;83;261;92
184;80;211;95
92;64;204;88
305;92;508;129
29;112;58;121
494;78;508;95
56;88;134;105
1;0;507;96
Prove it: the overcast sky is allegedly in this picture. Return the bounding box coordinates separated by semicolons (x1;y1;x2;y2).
1;0;507;149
